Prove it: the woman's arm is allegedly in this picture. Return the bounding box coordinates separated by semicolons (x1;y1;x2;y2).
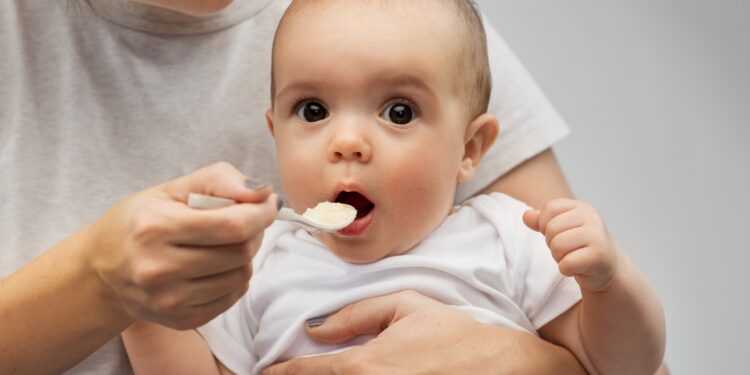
0;163;276;373
0;230;133;374
480;148;574;208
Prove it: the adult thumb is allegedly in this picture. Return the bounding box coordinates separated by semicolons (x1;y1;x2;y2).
161;162;272;204
304;291;423;344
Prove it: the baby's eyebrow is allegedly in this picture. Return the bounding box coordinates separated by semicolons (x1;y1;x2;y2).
370;74;437;97
275;74;437;102
276;81;333;102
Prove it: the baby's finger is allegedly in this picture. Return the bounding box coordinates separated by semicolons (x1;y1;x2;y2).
557;247;595;277
548;227;589;262
522;209;541;232
537;199;578;234
543;210;586;247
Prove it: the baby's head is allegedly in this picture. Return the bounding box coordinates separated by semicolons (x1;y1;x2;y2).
266;0;498;263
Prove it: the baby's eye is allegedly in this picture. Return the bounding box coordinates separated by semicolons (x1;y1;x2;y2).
296;101;328;122
380;102;416;125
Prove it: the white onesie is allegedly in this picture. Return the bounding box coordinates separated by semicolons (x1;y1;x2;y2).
198;193;582;375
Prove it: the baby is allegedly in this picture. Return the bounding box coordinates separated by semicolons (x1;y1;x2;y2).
124;1;665;374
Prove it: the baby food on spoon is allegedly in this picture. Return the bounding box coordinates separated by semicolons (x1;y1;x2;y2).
302;202;357;228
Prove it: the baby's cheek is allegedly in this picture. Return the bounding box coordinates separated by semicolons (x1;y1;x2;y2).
279;152;321;207
381;159;453;232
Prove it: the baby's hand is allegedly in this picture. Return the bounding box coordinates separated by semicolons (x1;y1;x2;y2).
523;198;619;293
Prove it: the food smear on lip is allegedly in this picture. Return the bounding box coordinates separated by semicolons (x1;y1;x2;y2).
302;202;357;228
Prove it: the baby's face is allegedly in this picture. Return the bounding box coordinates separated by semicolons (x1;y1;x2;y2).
268;2;474;263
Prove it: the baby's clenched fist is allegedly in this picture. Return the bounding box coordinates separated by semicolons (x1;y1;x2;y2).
522;198;619;293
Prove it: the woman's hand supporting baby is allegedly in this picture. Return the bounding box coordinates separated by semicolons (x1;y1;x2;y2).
524;199;666;375
263;291;587;375
0;162;278;374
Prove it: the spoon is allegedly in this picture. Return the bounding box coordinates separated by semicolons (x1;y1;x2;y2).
187;193;356;232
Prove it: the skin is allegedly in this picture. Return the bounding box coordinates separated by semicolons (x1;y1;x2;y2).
267;3;496;264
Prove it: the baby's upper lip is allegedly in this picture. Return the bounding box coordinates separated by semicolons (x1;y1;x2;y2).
329;181;371;202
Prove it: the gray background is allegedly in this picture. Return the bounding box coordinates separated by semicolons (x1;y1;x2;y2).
476;1;750;374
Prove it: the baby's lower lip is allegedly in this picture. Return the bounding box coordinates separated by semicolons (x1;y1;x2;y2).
337;208;375;236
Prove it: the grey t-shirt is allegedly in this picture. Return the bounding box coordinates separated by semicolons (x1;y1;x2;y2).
0;0;568;373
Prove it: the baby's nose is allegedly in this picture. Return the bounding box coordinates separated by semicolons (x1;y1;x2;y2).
328;127;372;162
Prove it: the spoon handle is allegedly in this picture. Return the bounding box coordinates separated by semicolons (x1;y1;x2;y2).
277;207;323;232
276;207;300;221
187;193;235;209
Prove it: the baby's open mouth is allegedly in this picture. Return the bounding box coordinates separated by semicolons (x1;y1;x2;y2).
335;191;374;219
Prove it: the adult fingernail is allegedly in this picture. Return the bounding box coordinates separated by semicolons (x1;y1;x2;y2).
245;178;269;191
276;196;284;210
306;316;326;328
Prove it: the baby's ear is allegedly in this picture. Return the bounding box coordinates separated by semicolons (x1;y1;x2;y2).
265;108;275;136
457;113;499;183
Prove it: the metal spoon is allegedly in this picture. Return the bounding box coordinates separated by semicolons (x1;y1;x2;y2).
187;193;355;232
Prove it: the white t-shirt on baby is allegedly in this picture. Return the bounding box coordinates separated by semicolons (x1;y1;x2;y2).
198;193;582;375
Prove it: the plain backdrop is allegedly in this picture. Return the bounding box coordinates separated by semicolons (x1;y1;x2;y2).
476;1;750;374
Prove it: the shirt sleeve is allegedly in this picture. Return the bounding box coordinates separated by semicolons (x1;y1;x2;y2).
196;294;258;375
511;207;582;329
455;15;570;202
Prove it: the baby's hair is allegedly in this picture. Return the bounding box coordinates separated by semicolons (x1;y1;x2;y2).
450;0;492;118
271;0;492;119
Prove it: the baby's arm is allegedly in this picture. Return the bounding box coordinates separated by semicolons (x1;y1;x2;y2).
122;321;232;375
524;199;666;375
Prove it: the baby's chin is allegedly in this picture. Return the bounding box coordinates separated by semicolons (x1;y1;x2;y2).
321;236;411;264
